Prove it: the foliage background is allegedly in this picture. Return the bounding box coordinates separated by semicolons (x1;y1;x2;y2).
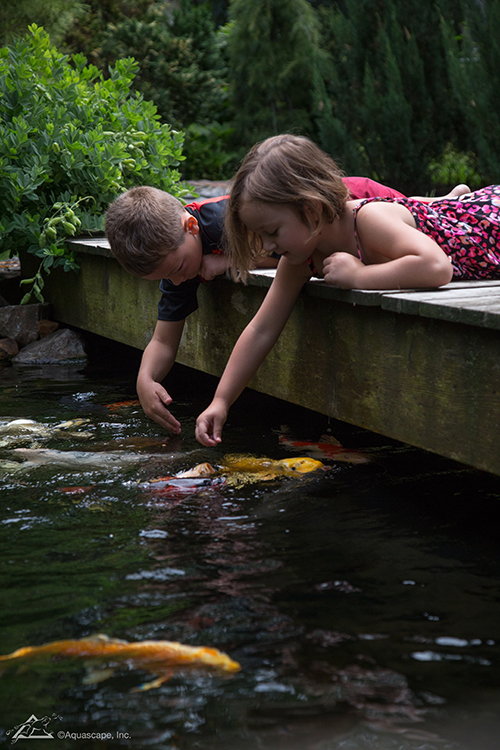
0;24;188;299
2;0;499;200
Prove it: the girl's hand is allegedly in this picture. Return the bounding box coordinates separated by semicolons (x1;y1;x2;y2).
195;400;228;446
322;252;364;289
137;380;181;434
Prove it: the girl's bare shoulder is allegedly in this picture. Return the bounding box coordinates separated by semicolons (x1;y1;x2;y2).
353;198;416;228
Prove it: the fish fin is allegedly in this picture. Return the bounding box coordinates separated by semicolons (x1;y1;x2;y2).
332;453;370;464
85;634;129;645
176;463;216;478
131;670;174;692
318;434;343;446
54;419;90;429
82;667;115;685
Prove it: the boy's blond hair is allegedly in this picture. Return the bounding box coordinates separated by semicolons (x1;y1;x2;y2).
225;134;349;280
105;186;185;276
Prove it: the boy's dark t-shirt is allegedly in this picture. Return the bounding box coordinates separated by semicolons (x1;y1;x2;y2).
157;196;228;322
157;179;406;322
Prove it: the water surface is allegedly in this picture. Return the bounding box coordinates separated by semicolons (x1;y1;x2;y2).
0;341;499;749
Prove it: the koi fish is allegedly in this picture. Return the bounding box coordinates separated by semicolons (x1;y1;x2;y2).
105;399;141;411
220;454;324;476
279;435;370;464
0;634;241;692
140;476;226;499
141;455;324;496
0;418;91;448
5;448;175;473
56;486;94;495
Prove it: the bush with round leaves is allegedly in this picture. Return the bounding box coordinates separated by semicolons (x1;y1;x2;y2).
0;24;190;302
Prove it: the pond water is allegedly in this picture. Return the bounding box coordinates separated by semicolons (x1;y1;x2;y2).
0;339;499;750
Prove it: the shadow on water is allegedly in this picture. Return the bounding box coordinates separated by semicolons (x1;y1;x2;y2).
0;335;499;749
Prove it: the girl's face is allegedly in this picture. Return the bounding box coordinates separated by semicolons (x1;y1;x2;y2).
239;201;320;264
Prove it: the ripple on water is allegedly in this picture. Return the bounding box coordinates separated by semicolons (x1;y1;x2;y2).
1;363;500;750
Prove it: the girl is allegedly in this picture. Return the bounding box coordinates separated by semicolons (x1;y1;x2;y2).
195;134;500;447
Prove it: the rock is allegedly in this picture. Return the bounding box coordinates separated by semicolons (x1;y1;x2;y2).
13;328;87;365
38;319;59;338
0;338;19;359
0;303;51;347
183;179;232;199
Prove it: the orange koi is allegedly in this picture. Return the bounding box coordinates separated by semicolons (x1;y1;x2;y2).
0;634;240;692
104;399;141;411
279;435;370;464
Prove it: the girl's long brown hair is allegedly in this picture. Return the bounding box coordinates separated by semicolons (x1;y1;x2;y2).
224;134;349;281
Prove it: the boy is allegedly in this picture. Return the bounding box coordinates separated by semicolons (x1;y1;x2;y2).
105;180;470;433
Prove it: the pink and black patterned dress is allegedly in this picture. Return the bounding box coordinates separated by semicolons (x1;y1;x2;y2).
353;186;500;279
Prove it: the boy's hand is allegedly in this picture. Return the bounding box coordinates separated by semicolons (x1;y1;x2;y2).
322;252;363;289
195;400;227;447
138;380;181;434
200;253;231;281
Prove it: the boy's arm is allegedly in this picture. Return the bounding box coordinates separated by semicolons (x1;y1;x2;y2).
195;259;310;446
323;202;453;290
136;319;185;433
200;253;279;280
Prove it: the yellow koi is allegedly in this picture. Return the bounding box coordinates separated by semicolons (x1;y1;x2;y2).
219;454;324;476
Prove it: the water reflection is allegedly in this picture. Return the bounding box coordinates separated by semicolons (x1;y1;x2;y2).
0;347;499;749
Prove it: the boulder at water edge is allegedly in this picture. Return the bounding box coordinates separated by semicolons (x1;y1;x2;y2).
0;303;51;347
13;328;87;364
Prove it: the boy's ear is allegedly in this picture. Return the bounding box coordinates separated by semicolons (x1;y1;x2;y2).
184;214;200;235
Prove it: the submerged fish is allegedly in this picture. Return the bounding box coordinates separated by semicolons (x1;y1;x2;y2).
279;435;370;464
142;455;325;496
220;454;324;476
4;448;176;473
0;418;91;448
140;476;226;500
105;399;141;411
177;462;217;478
56;486;94;495
0;634;240;692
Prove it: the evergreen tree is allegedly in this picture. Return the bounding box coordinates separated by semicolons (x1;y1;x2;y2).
95;1;227;129
317;0;462;193
442;0;500;183
0;0;85;46
227;0;326;146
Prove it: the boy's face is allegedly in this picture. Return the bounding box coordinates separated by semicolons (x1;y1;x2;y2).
143;212;203;285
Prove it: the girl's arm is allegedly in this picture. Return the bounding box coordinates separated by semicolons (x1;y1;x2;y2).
195;259;311;446
323;202;453;290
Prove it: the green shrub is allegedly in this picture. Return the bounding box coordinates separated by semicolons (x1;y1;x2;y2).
182;122;238;180
98;1;227;130
0;24;189;303
428;143;482;192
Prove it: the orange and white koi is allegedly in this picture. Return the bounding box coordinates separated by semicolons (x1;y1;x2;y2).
0;634;241;691
279;435;370;464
